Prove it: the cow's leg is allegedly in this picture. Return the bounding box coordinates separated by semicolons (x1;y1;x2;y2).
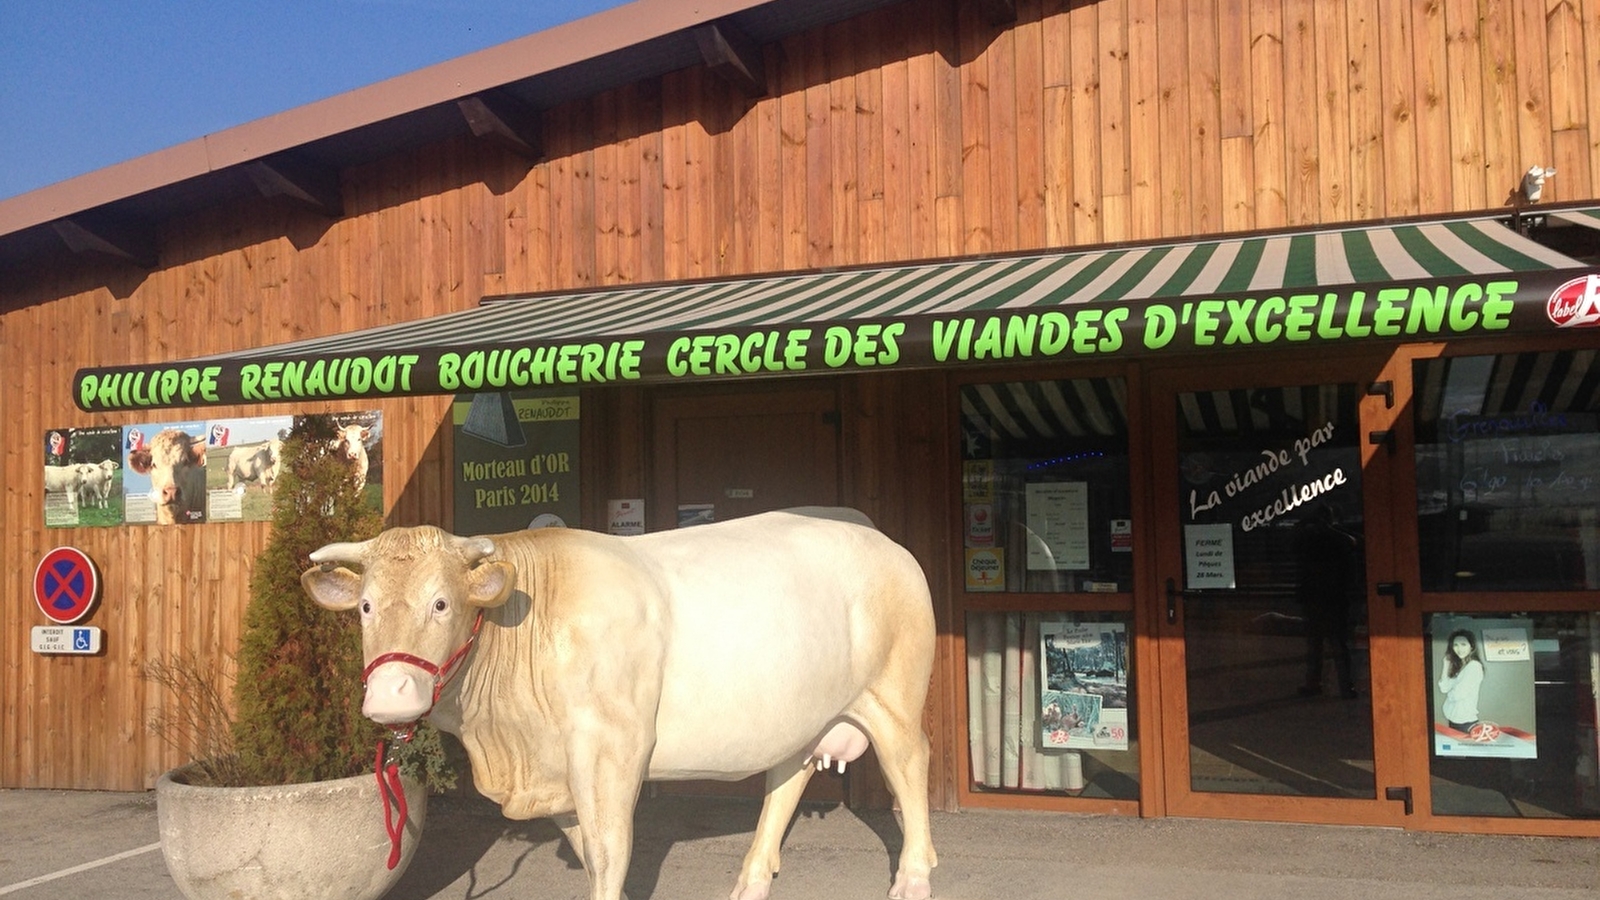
732;753;815;900
566;736;649;900
554;813;587;871
853;704;937;900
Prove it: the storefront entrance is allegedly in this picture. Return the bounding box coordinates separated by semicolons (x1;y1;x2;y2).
1149;356;1412;825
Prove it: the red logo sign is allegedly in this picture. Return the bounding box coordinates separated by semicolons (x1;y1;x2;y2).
1546;274;1600;328
34;547;99;625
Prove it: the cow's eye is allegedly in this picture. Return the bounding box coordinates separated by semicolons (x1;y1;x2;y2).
432;598;449;615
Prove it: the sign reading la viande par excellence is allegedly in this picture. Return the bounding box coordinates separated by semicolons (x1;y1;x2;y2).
72;271;1600;412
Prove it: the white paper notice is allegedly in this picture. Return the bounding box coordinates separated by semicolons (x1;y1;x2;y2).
1025;482;1089;570
1184;523;1236;588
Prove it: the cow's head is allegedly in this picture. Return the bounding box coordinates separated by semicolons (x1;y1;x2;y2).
330;425;370;460
301;526;516;726
127;429;206;524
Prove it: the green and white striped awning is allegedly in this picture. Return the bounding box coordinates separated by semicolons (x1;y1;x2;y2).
73;206;1600;412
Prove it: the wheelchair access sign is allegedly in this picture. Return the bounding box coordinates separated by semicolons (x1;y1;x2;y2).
31;625;103;655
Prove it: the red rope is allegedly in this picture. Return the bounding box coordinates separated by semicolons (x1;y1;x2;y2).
374;741;409;870
364;611;485;868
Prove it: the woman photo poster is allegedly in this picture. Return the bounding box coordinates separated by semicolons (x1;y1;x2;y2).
1039;621;1129;751
1430;614;1538;759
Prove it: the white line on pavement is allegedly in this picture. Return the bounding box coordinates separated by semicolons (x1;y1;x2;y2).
0;841;161;896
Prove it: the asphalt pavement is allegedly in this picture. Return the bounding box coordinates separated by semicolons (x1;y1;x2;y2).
2;785;1597;900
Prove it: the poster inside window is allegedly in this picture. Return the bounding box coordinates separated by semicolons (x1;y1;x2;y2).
966;611;1138;800
1039;621;1129;751
1429;615;1538;759
1427;613;1600;819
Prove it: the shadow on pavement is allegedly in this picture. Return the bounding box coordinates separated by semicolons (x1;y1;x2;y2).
386;791;911;900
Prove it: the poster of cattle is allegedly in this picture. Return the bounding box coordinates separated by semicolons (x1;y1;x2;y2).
1039;621;1130;751
43;411;381;527
42;425;125;528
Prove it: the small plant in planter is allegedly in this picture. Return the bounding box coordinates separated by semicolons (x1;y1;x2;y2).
151;413;453;900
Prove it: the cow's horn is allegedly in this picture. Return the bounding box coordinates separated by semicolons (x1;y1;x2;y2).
308;538;374;565
454;535;497;564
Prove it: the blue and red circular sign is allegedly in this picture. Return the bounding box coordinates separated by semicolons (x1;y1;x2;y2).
34;546;99;625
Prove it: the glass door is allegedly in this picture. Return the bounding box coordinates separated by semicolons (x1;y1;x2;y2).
1150;356;1409;824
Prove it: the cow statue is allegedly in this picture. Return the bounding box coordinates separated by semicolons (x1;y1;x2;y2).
301;508;937;900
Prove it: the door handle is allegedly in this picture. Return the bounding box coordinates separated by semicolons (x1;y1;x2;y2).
1376;581;1404;608
1165;577;1180;625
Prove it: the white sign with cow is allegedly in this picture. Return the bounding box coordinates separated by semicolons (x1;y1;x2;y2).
122;421;209;525
302;508;938;900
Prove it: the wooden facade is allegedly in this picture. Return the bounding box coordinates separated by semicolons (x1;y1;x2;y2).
4;0;1600;826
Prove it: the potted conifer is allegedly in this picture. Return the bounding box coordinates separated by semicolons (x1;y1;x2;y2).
152;414;451;900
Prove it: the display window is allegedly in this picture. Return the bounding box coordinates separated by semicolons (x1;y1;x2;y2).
1426;612;1600;819
958;379;1133;593
957;376;1140;802
965;611;1138;800
1413;351;1600;592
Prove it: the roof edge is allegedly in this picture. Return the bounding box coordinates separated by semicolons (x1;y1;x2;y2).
0;0;773;237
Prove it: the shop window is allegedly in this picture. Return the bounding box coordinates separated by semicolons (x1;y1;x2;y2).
959;379;1133;593
1426;612;1600;819
1414;352;1600;591
966;612;1138;800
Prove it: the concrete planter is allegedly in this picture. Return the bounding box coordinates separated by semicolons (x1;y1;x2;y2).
156;763;426;900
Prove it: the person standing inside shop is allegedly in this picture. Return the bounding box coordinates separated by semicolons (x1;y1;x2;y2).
1296;505;1360;699
1437;629;1485;732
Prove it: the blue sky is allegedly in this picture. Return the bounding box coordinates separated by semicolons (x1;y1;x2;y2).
0;1;627;202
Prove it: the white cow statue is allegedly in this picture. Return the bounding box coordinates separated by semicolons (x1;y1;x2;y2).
301;508;937;900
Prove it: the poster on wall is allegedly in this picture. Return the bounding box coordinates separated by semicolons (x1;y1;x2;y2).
203;416;294;522
122;421;210;525
43;425;124;528
452;391;578;536
1039;621;1129;751
44;411;382;527
1431;614;1538;759
320;410;384;514
1024;482;1089;570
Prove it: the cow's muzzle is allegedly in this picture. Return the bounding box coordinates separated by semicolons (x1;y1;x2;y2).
360;611;484;733
362;663;435;724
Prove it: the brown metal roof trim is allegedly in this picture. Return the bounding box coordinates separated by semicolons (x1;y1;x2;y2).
0;0;780;238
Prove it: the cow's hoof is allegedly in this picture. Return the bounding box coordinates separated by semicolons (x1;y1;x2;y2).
888;873;932;900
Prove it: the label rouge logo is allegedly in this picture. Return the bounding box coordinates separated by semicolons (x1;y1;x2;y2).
1547;274;1600;328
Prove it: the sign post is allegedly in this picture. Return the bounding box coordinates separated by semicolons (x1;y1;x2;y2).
33;546;103;655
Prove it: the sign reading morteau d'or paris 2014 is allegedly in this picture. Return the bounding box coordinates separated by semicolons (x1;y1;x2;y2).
71;272;1596;412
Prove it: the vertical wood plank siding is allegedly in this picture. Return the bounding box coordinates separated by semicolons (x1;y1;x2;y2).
2;0;1595;795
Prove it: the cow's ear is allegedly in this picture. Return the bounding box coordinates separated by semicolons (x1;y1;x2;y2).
301;565;363;611
189;437;207;465
464;560;516;609
128;449;153;474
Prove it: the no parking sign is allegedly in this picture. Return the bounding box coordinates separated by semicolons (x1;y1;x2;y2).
34;546;99;625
